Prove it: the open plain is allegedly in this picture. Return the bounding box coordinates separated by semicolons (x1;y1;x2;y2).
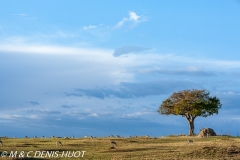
0;136;240;160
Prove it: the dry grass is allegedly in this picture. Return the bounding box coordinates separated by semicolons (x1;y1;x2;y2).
0;136;240;159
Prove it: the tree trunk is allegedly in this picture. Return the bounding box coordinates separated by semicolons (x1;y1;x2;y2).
187;119;195;136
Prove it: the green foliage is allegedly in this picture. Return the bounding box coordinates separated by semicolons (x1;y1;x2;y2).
158;89;222;118
158;89;222;135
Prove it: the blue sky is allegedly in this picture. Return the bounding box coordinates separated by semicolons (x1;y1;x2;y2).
1;0;240;137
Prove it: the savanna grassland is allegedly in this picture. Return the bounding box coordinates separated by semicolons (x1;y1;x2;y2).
0;136;240;160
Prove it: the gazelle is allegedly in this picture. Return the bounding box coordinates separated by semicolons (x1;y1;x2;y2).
56;141;63;146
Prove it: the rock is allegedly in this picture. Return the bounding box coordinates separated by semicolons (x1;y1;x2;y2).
198;128;216;137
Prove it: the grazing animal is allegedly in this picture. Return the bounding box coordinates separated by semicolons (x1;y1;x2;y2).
110;141;117;148
110;135;114;138
0;140;3;147
56;141;63;146
188;140;194;143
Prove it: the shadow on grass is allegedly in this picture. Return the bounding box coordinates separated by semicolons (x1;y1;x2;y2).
184;145;240;159
104;147;157;152
8;158;48;160
129;140;138;143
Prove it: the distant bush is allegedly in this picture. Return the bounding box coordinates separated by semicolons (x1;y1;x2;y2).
178;134;186;137
168;134;177;137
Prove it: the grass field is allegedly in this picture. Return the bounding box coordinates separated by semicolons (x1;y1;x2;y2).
0;136;240;159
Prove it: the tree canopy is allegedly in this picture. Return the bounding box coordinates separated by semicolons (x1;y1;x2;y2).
158;89;222;135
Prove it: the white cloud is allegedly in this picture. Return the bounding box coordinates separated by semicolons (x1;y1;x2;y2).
115;11;147;28
0;41;138;96
13;13;29;17
116;18;128;28
1;41;240;90
0;114;21;120
13;13;39;20
0;114;40;120
122;111;153;118
83;25;97;30
0;40;110;56
129;11;140;21
27;114;41;119
88;113;98;117
54;31;76;38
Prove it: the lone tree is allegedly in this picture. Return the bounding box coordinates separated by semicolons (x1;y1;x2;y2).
158;89;221;136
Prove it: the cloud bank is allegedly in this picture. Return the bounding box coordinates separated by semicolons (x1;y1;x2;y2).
67;80;200;99
140;67;217;77
113;46;151;57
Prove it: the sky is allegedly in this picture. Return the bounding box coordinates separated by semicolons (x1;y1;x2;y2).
1;0;240;138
